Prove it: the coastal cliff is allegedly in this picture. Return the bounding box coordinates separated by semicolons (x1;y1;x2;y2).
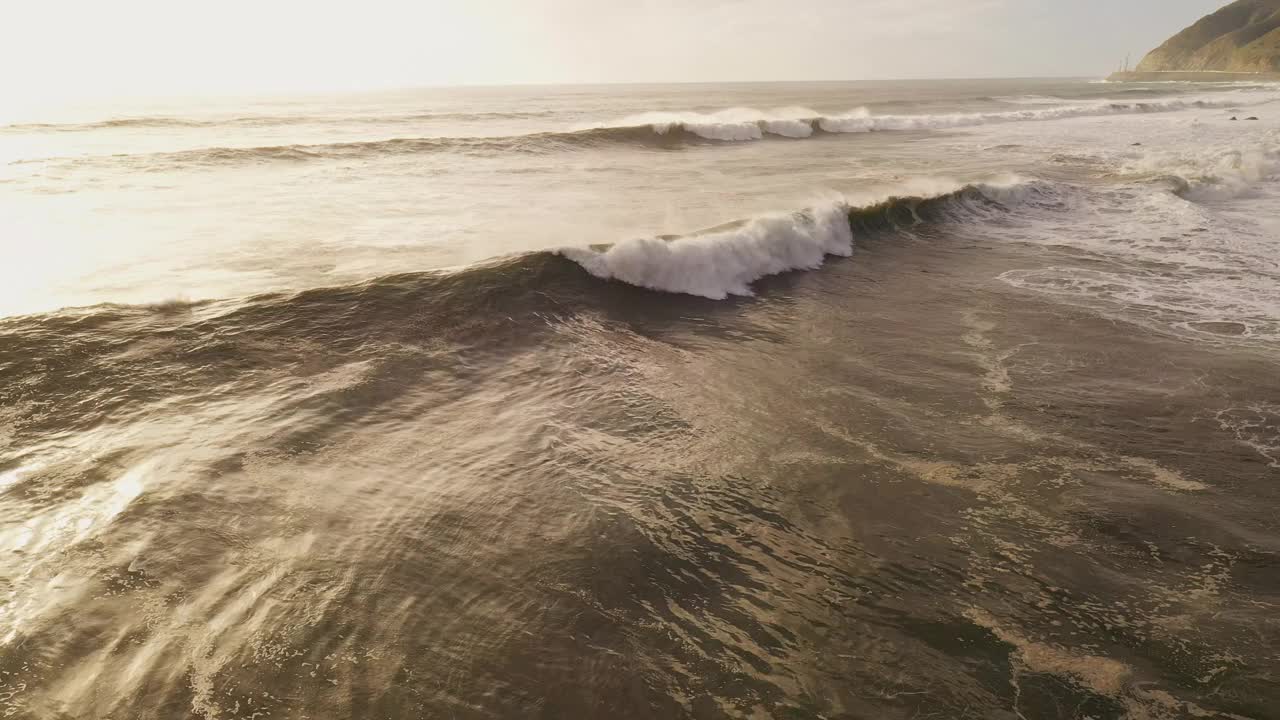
1130;0;1280;74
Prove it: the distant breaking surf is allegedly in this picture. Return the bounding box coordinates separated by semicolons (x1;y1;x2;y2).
15;96;1270;170
575;96;1261;140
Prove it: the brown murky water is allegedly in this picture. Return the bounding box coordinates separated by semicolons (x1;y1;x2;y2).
2;80;1278;719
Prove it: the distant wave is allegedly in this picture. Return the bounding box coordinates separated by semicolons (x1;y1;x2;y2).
583;96;1261;141
9;123;795;170
816;97;1245;132
30;127;715;168
0;111;558;133
5;90;1224;135
20;96;1267;171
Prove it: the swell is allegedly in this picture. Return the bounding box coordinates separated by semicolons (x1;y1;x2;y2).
4;178;1058;338
0;179;1058;410
21;126;719;169
0;111;558;133
0;177;1068;447
21;96;1264;170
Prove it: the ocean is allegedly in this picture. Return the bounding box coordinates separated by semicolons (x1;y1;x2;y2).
1;78;1278;719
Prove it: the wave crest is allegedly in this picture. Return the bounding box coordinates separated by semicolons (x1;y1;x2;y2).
558;178;1047;299
560;205;853;299
590;96;1261;142
23;95;1274;170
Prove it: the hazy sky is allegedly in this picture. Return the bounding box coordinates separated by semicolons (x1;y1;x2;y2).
9;0;1225;104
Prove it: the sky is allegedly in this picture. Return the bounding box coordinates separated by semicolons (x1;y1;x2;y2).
6;0;1226;105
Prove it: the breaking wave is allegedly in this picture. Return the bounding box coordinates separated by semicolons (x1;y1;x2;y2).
559;178;1053;299
21;96;1270;170
1129;143;1280;201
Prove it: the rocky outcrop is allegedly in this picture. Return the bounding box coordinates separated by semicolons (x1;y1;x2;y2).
1135;0;1280;73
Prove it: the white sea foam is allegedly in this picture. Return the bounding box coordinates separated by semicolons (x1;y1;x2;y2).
671;121;763;142
820;97;1252;134
760;118;815;138
992;124;1280;343
1213;404;1280;467
1127;142;1280;201
999;265;1280;343
610;107;820;141
559;178;1037;299
584;92;1276;142
560;204;854;299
